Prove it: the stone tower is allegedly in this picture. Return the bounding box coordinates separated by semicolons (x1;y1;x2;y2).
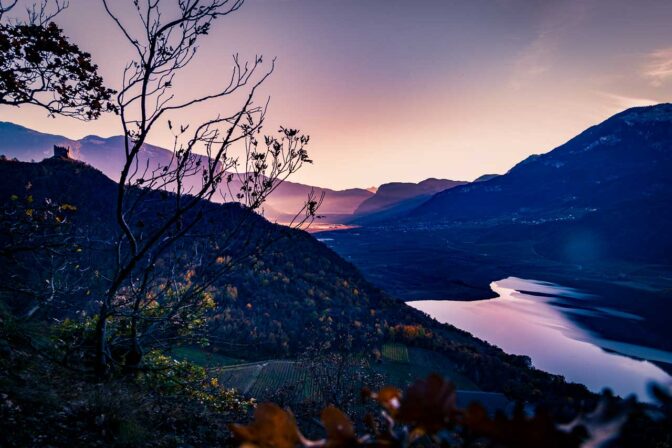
53;145;72;159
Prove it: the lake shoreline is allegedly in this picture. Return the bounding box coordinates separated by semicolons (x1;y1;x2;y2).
408;277;672;402
319;226;672;355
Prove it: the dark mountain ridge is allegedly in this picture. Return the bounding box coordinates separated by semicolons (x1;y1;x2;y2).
0;155;388;353
473;174;499;182
399;103;672;264
408;104;672;224
0;122;373;220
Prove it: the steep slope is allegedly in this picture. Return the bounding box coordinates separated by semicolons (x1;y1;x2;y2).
354;178;467;216
322;104;672;299
408;104;672;225
0;157;599;409
401;104;672;263
0;122;373;221
0;156;386;352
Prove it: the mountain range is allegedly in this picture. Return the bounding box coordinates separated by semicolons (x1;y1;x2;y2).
0;122;373;220
396;103;672;264
349;178;467;225
348;175;503;225
316;104;672;355
5;102;671;257
0;122;470;224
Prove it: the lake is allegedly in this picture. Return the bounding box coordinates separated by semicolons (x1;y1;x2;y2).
408;277;672;402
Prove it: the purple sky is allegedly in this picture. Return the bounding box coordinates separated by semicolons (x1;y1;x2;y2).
3;0;672;189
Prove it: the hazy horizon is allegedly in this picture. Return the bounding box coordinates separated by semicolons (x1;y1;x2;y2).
2;0;672;189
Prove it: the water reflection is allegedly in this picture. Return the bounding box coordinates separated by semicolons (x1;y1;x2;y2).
409;277;671;402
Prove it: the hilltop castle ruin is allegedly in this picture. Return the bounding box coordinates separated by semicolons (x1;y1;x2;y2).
52;145;72;159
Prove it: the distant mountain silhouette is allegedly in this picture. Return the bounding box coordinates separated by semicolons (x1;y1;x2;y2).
0;122;372;221
352;178;467;219
348;193;441;226
401;103;672;263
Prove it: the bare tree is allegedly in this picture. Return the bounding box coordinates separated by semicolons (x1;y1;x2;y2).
299;322;383;419
1;1;70;29
0;0;17;19
94;0;320;376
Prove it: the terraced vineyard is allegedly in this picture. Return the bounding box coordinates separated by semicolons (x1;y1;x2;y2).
175;344;478;404
248;361;321;402
211;360;322;402
216;363;264;394
381;343;409;363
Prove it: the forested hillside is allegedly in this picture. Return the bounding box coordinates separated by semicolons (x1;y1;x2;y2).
0;156;602;403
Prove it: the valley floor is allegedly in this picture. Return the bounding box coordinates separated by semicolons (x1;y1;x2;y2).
319;226;672;360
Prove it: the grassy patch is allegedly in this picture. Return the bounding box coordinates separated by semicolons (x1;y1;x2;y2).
374;345;478;390
170;346;243;367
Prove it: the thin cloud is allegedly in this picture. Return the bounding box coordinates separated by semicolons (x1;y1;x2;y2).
642;48;672;87
514;32;553;77
599;92;658;111
509;0;592;89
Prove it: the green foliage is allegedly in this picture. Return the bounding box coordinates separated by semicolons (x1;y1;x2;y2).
52;314;97;345
0;303;255;447
140;350;253;413
49;316;252;414
0;185;88;319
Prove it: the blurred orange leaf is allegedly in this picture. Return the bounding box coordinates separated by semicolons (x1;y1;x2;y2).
229;403;300;448
321;406;362;447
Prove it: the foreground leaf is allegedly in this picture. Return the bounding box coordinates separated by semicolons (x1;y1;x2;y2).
230;403;300;448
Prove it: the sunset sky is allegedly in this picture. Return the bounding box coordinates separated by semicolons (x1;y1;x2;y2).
3;0;672;189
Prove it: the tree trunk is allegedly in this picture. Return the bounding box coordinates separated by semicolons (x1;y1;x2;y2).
94;302;109;378
126;316;143;370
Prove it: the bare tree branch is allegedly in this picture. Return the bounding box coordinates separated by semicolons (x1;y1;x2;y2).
92;0;317;376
